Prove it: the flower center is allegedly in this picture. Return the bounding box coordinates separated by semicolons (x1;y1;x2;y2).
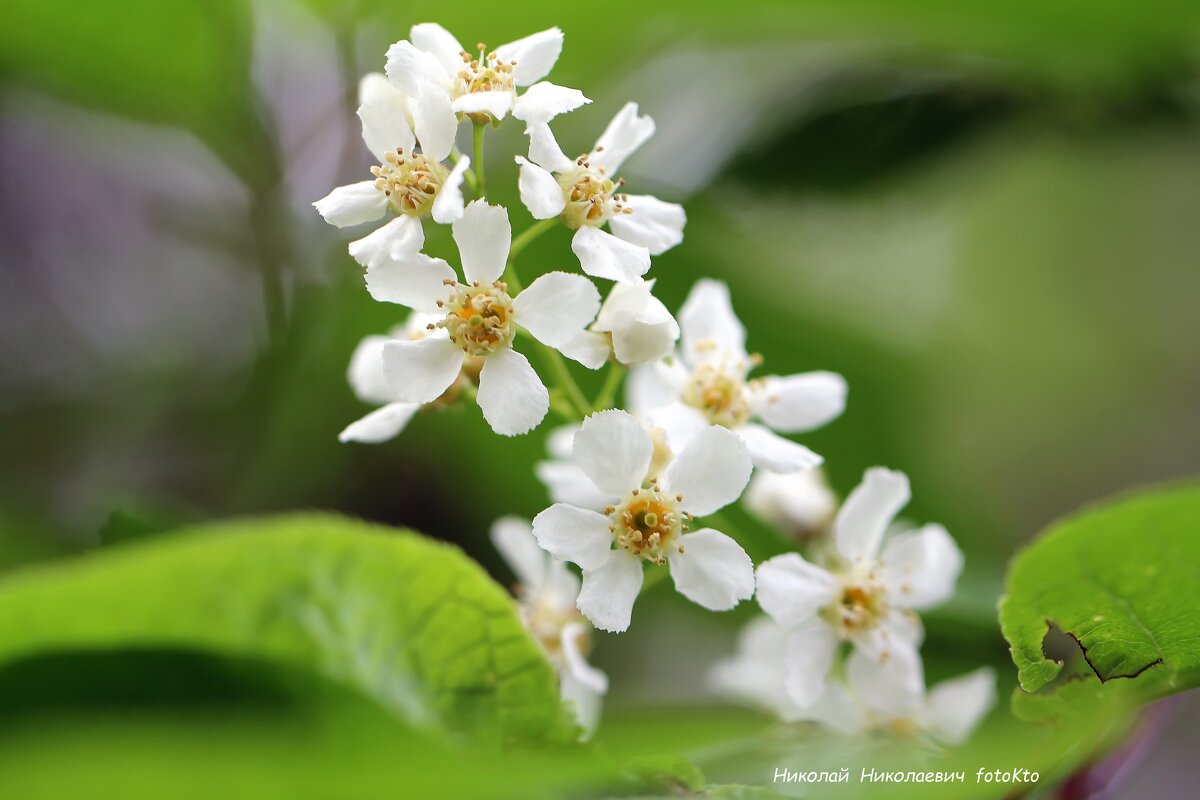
438;282;516;357
683;362;752;428
557;156;629;229
523;594;588;659
606;480;689;564
452;44;516;119
371;149;449;217
826;579;888;636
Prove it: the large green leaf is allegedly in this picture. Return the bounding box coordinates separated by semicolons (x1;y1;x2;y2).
0;513;575;746
999;482;1200;714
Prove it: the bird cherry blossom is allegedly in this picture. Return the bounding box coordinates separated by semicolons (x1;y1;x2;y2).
754;468;964;709
375;200;601;436
339;312;485;444
629;279;847;472
386;24;589;127
491;516;607;738
314;74;469;266
710;616;994;745
515;103;686;283
535;418;676;510
532;409;754;633
590;279;680;365
745;468;838;543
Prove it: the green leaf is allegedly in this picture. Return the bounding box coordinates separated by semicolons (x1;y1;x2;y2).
0;513;575;746
999;482;1200;715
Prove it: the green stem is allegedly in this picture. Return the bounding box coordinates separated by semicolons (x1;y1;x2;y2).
592;361;625;412
504;222;591;420
543;346;592;419
472;122;486;199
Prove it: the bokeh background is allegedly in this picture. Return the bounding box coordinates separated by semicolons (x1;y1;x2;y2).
1;0;1199;796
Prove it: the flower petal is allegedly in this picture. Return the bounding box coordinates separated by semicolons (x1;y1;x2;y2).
591;102;655;174
608;194;685;255
547;424;578;460
754;552;840;626
879;523;964;611
413;83;457;162
490;515;546;590
577;552;643;633
744;470;837;535
526;122;573;172
385;40;450;96
430;156;469;224
678;279;746;363
573;409;653;496
313;181;387;228
338;401;419;444
792;680;867;735
664;425;752;516
560;667;604;740
514;271;600;348
845;638;925;718
409;23;465;74
571;226;650;283
532;504;613;570
558;330;611;370
920;668;996;745
667;529;754;611
346;334;395;405
349;214;425;269
535;460;614;509
381;336;463;403
451;90;513;120
493;27;563;86
611;314;677;365
364;252;454;312
515;156;566;219
512;81;590;124
751;372;847;434
709;616;795;718
542;559;582;611
783;619;839;708
736;423;823;473
561;621;608;694
835;467;911;564
357;73;415;162
626;361;688;416
476;347;548;436
593;280;679;365
642;401;708;455
453;200;511;285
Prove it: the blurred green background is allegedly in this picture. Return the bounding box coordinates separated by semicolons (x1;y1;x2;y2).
1;0;1199;796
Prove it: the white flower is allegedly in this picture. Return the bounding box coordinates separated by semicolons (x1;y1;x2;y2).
515;103;686;283
708;616;864;735
754;468;965;709
313;74;469;266
535;419;675;509
339;312;481;444
745;469;837;541
376;200;602;436
491;517;608;738
628;279;847;473
590;279;679;365
386;24;589;128
711;616;995;745
532;410;755;633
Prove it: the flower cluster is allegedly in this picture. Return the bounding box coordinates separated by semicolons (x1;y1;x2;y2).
317;21;992;744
